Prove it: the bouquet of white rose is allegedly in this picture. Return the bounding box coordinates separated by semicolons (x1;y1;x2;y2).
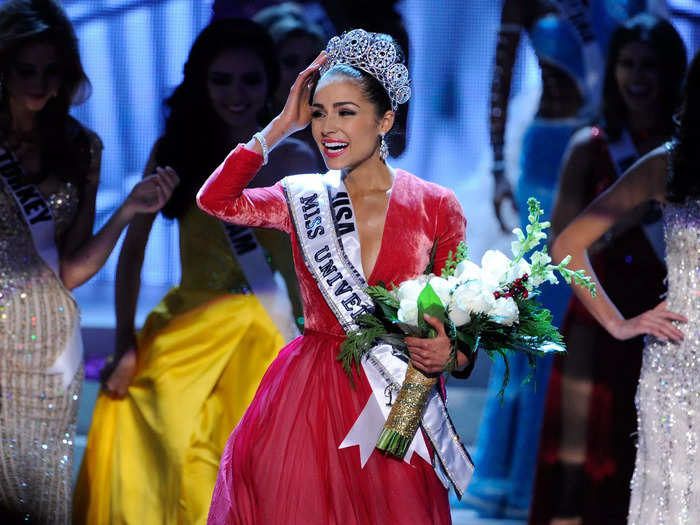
338;198;596;458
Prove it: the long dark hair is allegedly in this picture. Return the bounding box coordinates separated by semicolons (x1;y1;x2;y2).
158;18;279;219
602;14;686;141
0;0;92;183
669;50;700;203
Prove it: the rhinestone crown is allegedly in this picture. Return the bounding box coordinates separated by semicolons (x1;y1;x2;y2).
319;29;411;111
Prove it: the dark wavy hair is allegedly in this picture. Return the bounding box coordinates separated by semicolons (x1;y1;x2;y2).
0;0;92;184
602;14;686;142
669;50;700;203
315;32;405;157
158;18;279;219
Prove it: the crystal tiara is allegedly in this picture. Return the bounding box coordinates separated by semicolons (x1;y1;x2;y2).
319;29;411;111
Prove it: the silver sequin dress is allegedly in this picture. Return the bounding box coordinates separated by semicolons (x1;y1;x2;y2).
0;176;83;523
628;190;700;523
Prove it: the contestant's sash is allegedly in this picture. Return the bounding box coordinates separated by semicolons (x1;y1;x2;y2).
283;173;474;498
0;145;82;389
607;129;666;262
221;222;299;343
556;0;604;114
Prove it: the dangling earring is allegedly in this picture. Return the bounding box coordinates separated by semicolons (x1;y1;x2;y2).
379;134;388;161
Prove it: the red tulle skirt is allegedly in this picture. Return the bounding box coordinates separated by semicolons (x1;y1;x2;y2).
207;330;451;524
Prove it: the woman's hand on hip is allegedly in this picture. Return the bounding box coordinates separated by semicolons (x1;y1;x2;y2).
609;300;686;343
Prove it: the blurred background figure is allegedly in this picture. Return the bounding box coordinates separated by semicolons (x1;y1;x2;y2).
74;18;316;525
462;0;665;520
253;2;327;170
0;0;176;523
551;46;700;525
529;14;686;524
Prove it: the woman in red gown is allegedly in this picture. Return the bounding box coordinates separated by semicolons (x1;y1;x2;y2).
198;31;473;524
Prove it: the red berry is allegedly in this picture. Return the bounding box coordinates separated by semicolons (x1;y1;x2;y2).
515;278;522;285
494;291;501;299
504;292;512;299
522;290;529;298
522;273;529;281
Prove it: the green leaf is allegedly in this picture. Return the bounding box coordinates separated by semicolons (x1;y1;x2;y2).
424;239;439;274
441;241;470;278
367;285;400;309
416;283;446;337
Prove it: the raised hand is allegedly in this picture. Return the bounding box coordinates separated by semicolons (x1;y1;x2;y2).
276;51;328;136
611;300;686;343
248;52;328;156
124;166;179;215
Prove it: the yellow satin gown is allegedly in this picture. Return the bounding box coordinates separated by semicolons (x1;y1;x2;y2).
73;205;301;524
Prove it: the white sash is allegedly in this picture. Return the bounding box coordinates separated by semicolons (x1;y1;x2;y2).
556;0;604;114
221;222;300;343
606;129;666;262
0;145;82;389
283;173;474;497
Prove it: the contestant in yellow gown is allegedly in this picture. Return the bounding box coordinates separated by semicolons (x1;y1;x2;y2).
73;204;301;524
73;18;315;523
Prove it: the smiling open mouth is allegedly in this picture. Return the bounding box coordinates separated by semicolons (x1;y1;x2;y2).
322;141;348;157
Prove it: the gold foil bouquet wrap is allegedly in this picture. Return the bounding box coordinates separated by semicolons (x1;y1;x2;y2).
376;362;438;457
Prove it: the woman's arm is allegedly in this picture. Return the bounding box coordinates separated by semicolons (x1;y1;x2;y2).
102;143;163;397
553;146;685;342
59;135;178;290
550;127;595;238
491;0;524;231
197;52;328;230
197;145;292;232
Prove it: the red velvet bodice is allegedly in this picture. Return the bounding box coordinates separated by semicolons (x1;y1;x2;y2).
197;145;466;337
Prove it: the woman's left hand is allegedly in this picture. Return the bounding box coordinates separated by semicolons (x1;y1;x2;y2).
406;314;452;375
124;166;179;215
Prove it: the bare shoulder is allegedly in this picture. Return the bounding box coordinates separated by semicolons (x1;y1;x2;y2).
568;126;598;151
69;118;103;154
633;144;670;201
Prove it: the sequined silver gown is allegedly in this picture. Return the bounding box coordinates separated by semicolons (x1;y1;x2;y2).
0;176;82;524
628;197;700;524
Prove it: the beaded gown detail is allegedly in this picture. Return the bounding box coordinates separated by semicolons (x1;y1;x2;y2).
0;176;82;524
627;195;700;524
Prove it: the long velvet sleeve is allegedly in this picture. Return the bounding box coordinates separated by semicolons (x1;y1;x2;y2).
431;190;477;380
432;189;466;275
197;144;291;233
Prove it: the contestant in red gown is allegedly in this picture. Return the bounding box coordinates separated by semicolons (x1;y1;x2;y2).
199;146;464;524
198;31;471;525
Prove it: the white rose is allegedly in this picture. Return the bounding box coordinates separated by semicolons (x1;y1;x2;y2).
481;250;513;285
428;276;453;307
452;280;496;317
511;258;531;282
453;260;482;283
396;276;428;303
448;298;471;327
397;299;419;326
482;249;532;285
489;296;519;326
